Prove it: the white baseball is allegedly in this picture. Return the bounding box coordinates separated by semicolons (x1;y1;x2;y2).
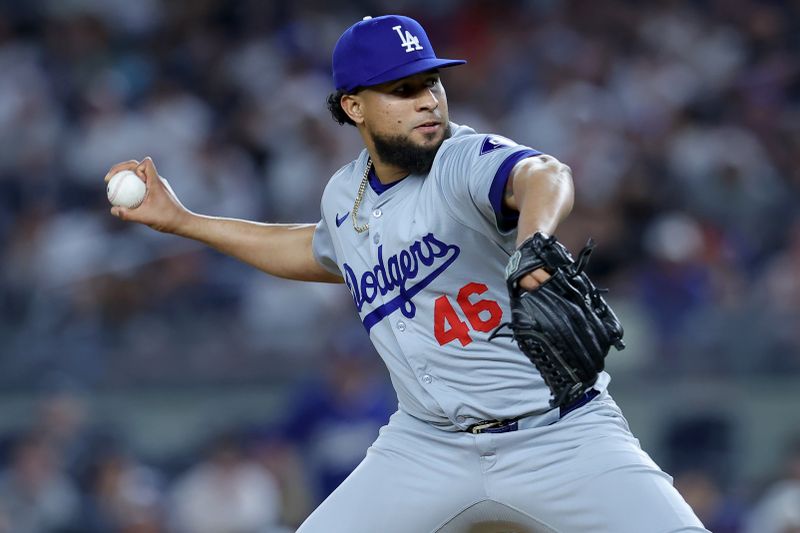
107;170;146;208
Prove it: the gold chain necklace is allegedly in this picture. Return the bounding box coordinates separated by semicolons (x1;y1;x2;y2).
351;158;372;233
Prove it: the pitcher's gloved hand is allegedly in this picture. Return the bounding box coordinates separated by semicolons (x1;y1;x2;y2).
490;233;625;409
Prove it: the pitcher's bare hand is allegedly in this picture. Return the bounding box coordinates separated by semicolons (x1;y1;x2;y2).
104;157;191;234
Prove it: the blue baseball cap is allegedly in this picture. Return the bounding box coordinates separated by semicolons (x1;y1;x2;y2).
332;15;466;92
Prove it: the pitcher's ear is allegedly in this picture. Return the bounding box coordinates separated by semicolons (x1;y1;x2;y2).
341;93;365;125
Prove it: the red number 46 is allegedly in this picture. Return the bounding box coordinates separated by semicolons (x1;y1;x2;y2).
433;282;503;346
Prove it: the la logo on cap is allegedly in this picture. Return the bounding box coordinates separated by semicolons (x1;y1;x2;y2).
393;25;423;53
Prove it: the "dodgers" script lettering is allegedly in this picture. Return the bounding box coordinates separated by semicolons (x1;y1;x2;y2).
343;233;460;332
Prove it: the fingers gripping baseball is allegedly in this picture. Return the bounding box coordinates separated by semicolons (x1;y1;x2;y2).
104;160;141;183
104;157;189;234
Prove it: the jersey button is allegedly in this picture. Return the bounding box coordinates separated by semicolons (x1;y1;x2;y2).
421;374;432;384
396;320;406;332
456;415;466;423
372;208;382;218
373;234;380;244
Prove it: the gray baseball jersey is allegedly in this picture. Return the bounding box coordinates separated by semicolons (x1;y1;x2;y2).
307;123;706;532
313;123;609;430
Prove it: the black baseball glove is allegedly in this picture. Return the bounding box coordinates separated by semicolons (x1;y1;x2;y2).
490;233;625;409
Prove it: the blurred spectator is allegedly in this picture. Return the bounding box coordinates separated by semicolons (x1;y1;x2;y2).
169;432;285;533
273;332;395;504
667;415;748;531
674;469;746;533
31;386;93;478
747;483;800;533
745;437;800;533
758;218;800;371
637;212;712;362
77;445;164;533
251;438;316;529
0;433;80;533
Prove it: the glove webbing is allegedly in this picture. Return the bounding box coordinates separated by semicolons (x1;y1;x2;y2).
517;329;592;408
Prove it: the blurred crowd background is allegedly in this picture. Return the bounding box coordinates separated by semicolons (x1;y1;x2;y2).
0;0;798;531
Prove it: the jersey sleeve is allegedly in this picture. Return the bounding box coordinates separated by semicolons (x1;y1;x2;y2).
312;209;341;276
311;157;365;277
438;134;540;235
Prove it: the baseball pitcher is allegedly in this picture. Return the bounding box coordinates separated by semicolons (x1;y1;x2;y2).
105;14;708;533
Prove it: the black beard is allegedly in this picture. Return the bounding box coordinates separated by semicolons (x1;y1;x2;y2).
371;124;452;175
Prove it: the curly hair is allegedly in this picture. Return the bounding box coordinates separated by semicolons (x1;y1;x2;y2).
326;90;357;126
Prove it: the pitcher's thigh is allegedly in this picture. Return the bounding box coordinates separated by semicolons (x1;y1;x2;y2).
496;401;709;532
297;445;483;533
565;437;708;532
